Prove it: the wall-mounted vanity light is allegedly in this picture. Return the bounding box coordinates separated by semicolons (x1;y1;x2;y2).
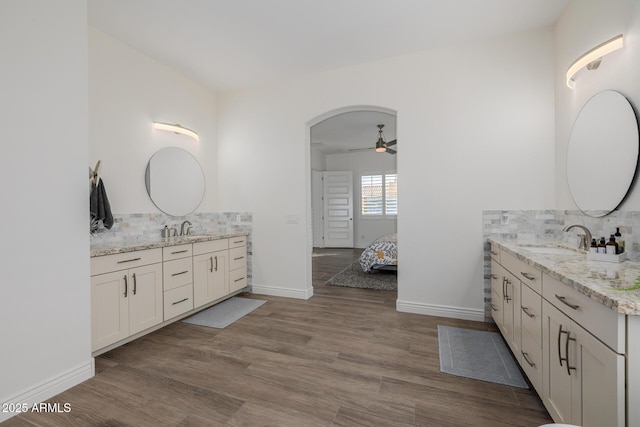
152;121;200;141
566;34;624;89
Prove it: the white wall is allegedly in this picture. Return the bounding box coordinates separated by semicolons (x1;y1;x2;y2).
89;28;218;215
555;0;640;210
325;151;397;248
0;1;92;421
218;27;556;317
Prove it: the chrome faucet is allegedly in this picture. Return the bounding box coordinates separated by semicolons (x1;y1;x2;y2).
562;224;592;251
180;220;193;236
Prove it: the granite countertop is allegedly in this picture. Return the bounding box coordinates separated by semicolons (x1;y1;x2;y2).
91;232;249;257
489;237;640;316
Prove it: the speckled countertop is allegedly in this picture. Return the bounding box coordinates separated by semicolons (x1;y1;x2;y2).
90;232;249;257
489;237;640;316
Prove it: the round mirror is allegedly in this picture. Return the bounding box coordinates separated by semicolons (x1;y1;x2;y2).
567;90;639;217
145;147;205;216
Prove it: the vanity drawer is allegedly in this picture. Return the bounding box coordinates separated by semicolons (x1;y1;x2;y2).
91;248;162;276
520;328;542;395
502;251;542;294
164;283;194;320
163;257;193;291
521;283;542;346
163;244;192;261
230;267;247;292
490;260;504;294
229;246;247;270
229;235;247;249
193;238;228;256
543;273;625;353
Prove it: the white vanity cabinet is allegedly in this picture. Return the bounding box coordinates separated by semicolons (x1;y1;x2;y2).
162;244;194;320
90;249;163;352
193;239;229;307
229;236;248;292
542;277;625;427
490;241;627;427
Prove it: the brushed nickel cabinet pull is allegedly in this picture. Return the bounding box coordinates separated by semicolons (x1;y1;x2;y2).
117;257;141;264
521;272;536;281
171;270;188;276
503;277;511;302
234;277;245;282
171;250;188;255
233;240;244;244
555;294;580;310
491;250;498;255
215;255;218;272
209;256;213;273
172;298;189;305
491;274;498;280
234;256;245;261
132;273;137;295
566;333;577;375
522;307;535;318
123;275;128;297
491;304;498;312
522;351;536;368
558;326;569;368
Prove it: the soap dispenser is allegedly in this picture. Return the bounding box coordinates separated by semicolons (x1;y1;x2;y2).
606;235;618;255
162;225;170;239
590;239;598;254
598;237;607;254
615;227;625;253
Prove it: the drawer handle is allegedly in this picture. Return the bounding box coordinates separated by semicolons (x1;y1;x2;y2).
555;294;580;310
123;274;128;297
521;307;535;318
234;256;245;261
172;297;189;306
233;240;244;244
522;351;536;368
171;250;188;255
234;277;245;282
491;250;499;255
171;270;189;277
491;274;498;280
117;257;141;264
521;272;536;281
490;304;498;312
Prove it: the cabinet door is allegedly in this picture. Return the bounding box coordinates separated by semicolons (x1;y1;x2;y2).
573;321;625;427
193;251;228;307
490;261;504;332
128;263;163;336
91;270;129;352
501;270;516;354
542;300;574;424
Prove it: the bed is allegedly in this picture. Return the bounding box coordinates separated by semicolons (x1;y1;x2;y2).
359;233;398;273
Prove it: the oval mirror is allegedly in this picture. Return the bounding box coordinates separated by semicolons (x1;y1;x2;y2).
145;147;205;216
567;90;639;217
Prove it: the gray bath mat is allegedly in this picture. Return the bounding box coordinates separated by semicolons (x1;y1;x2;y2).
183;297;266;329
437;325;528;388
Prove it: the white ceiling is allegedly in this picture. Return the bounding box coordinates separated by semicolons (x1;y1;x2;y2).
87;0;567;154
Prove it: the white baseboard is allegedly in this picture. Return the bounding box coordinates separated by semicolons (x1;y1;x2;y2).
396;300;485;322
251;284;313;300
0;360;94;422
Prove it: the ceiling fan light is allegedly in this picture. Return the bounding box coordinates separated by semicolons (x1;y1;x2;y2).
375;146;386;153
375;137;386;152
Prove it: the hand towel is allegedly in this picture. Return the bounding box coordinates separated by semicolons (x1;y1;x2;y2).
90;178;114;229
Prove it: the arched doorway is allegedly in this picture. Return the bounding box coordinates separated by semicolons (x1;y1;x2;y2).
306;106;398;294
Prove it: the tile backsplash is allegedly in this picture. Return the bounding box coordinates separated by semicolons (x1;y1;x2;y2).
482;209;640;321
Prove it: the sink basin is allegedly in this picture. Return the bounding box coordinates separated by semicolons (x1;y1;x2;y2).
517;246;577;255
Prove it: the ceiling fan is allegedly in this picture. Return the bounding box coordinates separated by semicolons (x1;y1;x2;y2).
349;124;397;155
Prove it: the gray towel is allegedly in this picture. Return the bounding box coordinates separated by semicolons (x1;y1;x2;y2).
90;178;113;229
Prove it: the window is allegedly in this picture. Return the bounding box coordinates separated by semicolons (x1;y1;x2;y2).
361;173;398;216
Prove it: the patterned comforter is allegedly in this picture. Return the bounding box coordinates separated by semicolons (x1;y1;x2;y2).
359;233;398;272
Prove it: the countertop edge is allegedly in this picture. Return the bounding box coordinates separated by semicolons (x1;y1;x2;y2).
488;237;640;316
91;232;249;257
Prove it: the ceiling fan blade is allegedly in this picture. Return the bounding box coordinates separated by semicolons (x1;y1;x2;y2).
348;147;374;152
386;147;397;155
386;139;397;147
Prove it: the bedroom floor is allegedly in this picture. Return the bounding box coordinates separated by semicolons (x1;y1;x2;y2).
6;249;552;426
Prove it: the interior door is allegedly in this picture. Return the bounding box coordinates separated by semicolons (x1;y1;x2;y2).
323;171;354;247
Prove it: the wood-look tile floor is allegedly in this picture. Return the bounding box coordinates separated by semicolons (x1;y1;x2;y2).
6;248;552;426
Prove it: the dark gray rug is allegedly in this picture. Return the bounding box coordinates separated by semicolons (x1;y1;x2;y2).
437;325;528;388
183;297;266;329
325;260;397;291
